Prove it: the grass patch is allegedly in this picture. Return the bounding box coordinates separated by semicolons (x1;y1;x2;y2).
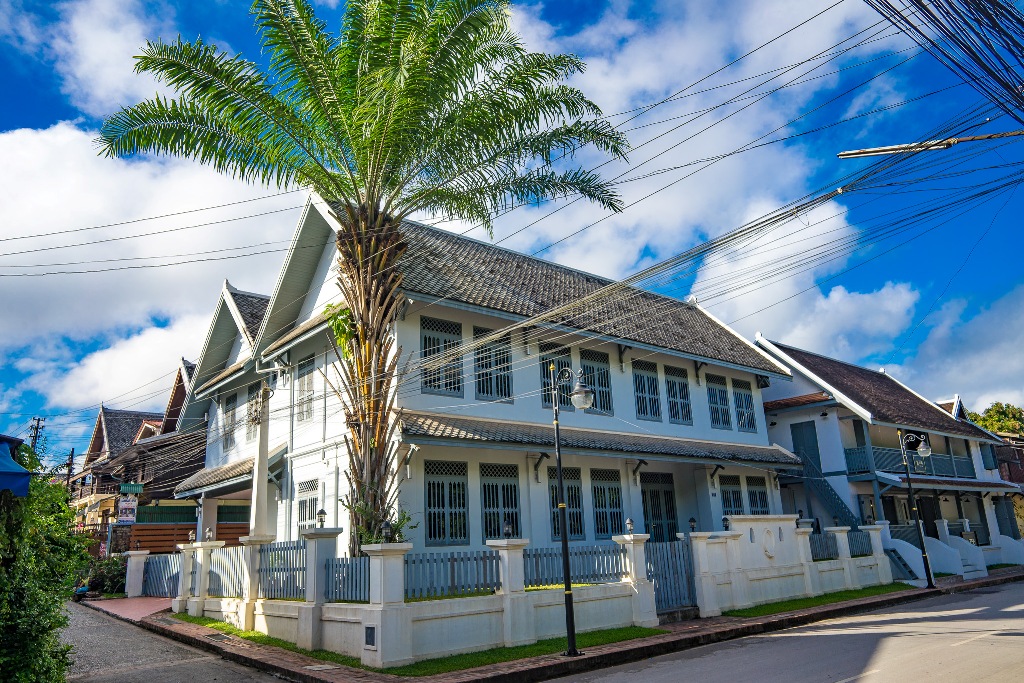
170;612;663;676
934;573;956;578
525;583;596;592
988;563;1022;570
101;593;125;599
722;583;911;618
405;589;495;602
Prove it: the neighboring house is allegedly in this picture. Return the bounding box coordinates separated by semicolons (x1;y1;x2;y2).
176;197;803;553
755;336;1023;577
70;406;163;530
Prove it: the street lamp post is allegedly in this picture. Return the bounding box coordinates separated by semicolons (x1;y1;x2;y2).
897;429;937;589
548;361;596;657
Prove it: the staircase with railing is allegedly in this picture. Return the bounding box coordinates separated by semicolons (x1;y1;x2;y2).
799;457;861;529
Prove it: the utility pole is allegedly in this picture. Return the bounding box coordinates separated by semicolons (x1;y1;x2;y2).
28;416;45;451
65;448;75;488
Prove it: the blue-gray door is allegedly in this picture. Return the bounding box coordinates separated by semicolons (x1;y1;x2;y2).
790;421;822;470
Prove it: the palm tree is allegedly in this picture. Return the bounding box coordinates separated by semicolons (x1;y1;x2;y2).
98;0;627;551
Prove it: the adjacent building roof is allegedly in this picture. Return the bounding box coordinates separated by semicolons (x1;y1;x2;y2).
396;222;787;376
763;392;833;413
759;340;995;441
174;457;254;497
229;290;270;343
84;407;163;465
400;410;801;466
888;474;1020;493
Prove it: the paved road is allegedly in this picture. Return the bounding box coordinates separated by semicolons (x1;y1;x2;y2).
62;601;282;682
570;583;1024;683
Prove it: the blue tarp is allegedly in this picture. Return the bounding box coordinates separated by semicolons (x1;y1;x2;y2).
0;441;30;497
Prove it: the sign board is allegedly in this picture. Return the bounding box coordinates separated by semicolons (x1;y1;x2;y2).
961;530;978;546
117;496;138;524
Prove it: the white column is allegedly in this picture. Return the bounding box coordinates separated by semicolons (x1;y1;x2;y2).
187;540;225;617
361;543;413;668
935;518;951;544
198;496;219;541
125;550;150;598
296;527;343;651
825;526;856;589
687;532;721;616
795;527;820;596
171;543;196;613
250;383;272;538
237;536;272;630
860;524;892;584
487;538;533;646
614;533;657;627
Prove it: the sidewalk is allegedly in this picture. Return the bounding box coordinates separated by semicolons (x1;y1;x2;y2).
83;567;1024;683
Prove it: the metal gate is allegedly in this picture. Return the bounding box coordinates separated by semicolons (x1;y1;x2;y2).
645;539;696;613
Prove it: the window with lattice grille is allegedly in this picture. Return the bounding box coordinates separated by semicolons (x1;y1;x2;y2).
733;379;757;433
421;317;464;397
632;359;662;421
640;472;678;542
473;328;513;402
719;474;744;515
707;373;732;430
746;476;770;515
223;393;237;451
246;383;260;442
296;356;315;422
540;343;573;410
296;479;320;530
480;464;520;540
424;461;468;545
591;469;624;538
580;349;613;415
548;466;584;540
665;366;692;425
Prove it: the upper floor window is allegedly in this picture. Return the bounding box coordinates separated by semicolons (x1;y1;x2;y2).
632;359;662;421
591;469;624;539
425;461;468;545
480;464;520;540
473;328;513;402
296;478;320;530
707;373;732;430
421;317;464;397
732;379;757;433
223;393;237;451
746;476;770;514
665;365;693;425
580;349;613;415
720;474;744;515
246;383;260;442
296;356;315;422
549;466;585;540
981;443;998;470
540;343;573;410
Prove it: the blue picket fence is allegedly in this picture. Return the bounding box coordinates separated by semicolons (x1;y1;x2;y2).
809;532;839;561
405;550;501;599
646;539;696;612
189;555;198;595
523;545;627;588
848;531;873;558
258;540;306;599
325;556;370;602
208;545;246;598
142;553;181;597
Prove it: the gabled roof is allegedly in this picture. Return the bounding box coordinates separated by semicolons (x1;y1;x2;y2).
257;198;789;377
83;407;163;466
936;394;970;421
755;338;996;442
227;286;270;345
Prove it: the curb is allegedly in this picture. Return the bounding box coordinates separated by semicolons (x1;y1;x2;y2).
83;570;1024;683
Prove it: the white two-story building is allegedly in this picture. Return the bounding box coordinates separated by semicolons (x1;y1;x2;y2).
175;197;804;554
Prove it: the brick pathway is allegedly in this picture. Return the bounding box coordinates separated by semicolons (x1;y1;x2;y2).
83;568;1024;683
84;596;170;621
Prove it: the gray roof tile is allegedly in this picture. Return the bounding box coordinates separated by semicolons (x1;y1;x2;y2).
174;457;254;496
400;410;800;466
101;408;163;456
229;291;270;342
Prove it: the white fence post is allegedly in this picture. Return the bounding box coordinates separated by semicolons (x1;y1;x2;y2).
795;527;820;596
125;550;150;598
188;540;225;617
296;528;343;651
238;533;276;630
486;538;532;646
860;524;892;584
171;544;196;613
826;526;856;589
615;532;658;627
361;543;413;668
687;532;720;617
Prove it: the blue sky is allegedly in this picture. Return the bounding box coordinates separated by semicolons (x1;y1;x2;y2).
2;0;1023;464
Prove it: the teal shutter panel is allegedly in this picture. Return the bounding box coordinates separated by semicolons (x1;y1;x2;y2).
981;443;997;470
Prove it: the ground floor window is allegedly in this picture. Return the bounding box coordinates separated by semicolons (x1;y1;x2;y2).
480;463;520;540
425;461;469;546
746;476;770;515
549;466;585;540
640;472;678;542
591;469;624;539
720;475;744;516
296;478;320;531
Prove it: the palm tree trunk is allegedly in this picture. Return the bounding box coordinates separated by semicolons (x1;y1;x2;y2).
332;203;406;556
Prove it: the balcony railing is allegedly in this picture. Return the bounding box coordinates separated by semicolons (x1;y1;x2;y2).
70;482;120;501
843;447;976;479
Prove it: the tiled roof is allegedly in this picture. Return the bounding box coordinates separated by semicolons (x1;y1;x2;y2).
182;359;196;383
763;392;833;412
263;311;328;358
102;408;163;456
937;401;955;414
770;342;993;441
395;222;785;376
400;410;801;466
890;474;1019;492
195;360;247;396
229;291;270;342
174;457;253;496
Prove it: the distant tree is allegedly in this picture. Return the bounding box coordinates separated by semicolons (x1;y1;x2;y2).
968;401;1024;434
0;444;91;682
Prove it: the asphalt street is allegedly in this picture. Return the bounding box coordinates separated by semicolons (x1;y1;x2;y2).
61;601;282;682
570;582;1024;683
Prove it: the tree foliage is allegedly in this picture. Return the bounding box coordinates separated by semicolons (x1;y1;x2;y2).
968;401;1024;434
0;445;91;682
98;0;626;552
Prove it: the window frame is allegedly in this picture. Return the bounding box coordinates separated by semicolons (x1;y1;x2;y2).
473;327;513;402
732;378;757;433
296;478;320;531
706;373;733;430
480;463;521;541
246;383;260;442
719;474;744;515
746;476;771;515
222;393;237;451
424;461;469;546
580;349;614;415
632;359;662;422
665;365;693;425
420;317;464;397
296;356;315;422
591;469;624;539
540;343;574;411
549;466;585;541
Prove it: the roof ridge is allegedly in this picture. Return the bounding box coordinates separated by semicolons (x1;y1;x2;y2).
769;339;889;375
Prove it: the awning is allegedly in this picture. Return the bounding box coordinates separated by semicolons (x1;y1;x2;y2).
888;474;1020;495
0;442;30;497
174;444;286;498
400;410;802;467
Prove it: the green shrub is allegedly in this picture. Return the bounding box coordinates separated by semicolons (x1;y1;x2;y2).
88;555;127;594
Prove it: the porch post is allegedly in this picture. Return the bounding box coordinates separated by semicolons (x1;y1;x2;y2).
171;543;196;613
935;518;950;544
187;540;225;617
487;538;533;646
125;550;150;598
250;383;272;538
361;543;413;668
614;532;658;628
295;527;343;650
863;426;885;520
198;495;219;541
